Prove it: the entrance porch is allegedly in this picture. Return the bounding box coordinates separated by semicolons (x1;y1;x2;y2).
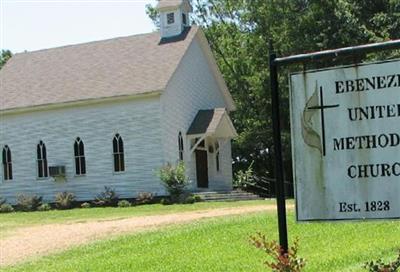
186;108;237;192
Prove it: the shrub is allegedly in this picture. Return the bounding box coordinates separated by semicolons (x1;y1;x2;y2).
118;200;131;208
37;203;51;212
193;195;202;202
0;197;6;206
160;193;198;205
250;233;306;272
93;186;119;207
81;202;91;208
157;162;190;200
16;194;43;211
184;195;196;204
0;203;14;213
364;250;400;272
135;192;154;205
234;161;255;189
160;198;172;205
55;192;76;210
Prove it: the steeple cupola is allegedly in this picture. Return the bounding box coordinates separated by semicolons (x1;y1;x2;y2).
157;0;193;38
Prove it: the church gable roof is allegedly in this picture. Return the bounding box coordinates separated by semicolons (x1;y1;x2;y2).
0;26;199;111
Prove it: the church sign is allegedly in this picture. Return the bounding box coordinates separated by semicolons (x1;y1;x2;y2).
290;59;400;221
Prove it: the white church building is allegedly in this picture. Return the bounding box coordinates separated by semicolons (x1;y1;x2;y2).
0;0;237;202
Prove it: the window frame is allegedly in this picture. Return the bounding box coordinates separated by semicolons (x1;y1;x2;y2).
182;13;187;25
215;141;220;172
216;151;220;172
112;134;125;173
167;12;175;25
36;141;49;179
74;137;86;176
2;145;13;181
178;132;184;161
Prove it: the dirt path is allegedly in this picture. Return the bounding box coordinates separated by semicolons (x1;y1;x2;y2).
0;204;292;267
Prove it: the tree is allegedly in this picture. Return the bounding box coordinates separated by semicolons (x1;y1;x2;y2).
147;0;400;196
0;50;12;70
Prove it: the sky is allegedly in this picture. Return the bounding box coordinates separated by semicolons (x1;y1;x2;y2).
0;0;158;53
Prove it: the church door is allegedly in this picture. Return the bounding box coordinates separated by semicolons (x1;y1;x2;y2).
195;149;209;188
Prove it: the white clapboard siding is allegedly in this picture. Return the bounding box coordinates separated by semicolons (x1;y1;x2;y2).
160;37;233;191
0;96;165;203
0;34;235;203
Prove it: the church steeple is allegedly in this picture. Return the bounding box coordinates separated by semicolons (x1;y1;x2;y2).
157;0;193;38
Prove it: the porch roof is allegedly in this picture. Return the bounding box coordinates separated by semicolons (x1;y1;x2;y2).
187;108;237;138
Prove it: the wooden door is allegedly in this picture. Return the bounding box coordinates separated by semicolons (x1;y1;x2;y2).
195;149;208;188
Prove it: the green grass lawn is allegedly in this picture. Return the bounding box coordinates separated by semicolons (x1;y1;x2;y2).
2;210;398;272
0;200;275;236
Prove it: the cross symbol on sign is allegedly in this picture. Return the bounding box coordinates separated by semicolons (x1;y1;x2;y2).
307;87;339;156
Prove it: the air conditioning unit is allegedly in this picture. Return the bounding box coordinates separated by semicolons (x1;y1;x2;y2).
49;166;66;177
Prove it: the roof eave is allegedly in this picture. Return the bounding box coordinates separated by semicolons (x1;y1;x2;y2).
0;90;162;116
186;109;237;138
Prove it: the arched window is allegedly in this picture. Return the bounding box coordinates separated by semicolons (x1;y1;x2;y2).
216;152;220;172
2;145;12;180
74;137;86;175
113;134;125;172
178;132;184;161
37;141;48;178
215;141;220;172
182;13;187;25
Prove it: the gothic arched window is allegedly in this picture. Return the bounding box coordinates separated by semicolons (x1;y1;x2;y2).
113;134;125;172
178;132;184;161
216;152;220;172
182;13;187;25
2;145;12;180
74;137;86;175
215;141;220;172
37;141;48;178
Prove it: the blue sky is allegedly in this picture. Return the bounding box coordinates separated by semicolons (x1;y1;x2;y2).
1;0;157;53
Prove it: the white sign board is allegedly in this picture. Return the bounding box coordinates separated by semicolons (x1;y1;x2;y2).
290;59;400;221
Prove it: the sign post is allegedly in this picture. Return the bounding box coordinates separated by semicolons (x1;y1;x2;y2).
269;48;288;253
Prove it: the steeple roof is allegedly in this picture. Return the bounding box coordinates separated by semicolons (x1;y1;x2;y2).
157;0;192;11
158;0;184;10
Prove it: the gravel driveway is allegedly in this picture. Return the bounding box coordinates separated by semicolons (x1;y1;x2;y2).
0;204;289;267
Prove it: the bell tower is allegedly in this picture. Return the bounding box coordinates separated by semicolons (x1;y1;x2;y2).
157;0;193;38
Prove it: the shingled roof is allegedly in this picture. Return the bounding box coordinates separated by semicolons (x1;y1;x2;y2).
187;108;237;137
158;0;184;10
0;26;199;111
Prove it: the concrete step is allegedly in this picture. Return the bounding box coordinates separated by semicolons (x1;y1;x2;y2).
194;190;255;195
193;190;262;202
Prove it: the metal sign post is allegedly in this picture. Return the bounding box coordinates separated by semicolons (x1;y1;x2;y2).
269;50;289;253
268;39;400;253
